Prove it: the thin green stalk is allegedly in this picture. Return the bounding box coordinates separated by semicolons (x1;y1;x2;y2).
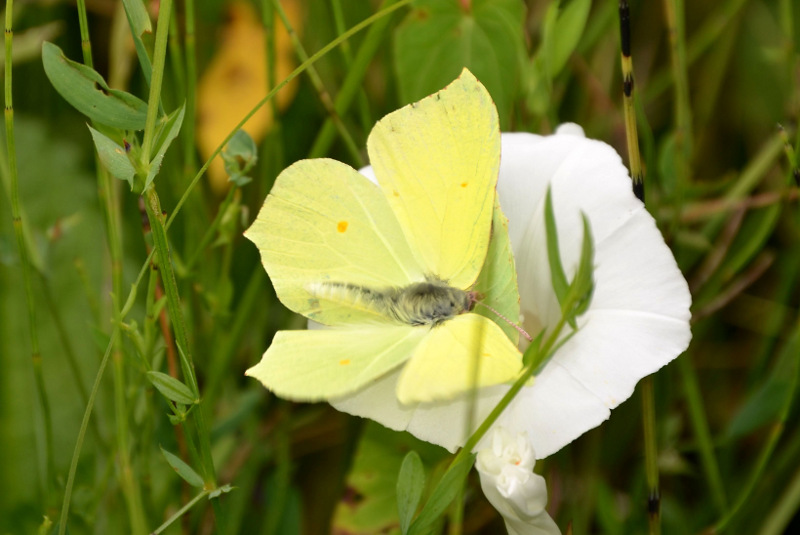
183;0;198;177
167;0;412;228
331;0;373;133
151;488;211;535
643;0;749;104
5;0;53;500
73;0;147;527
185;185;237;271
75;0;93;67
141;0;174;163
641;377;661;535
58;327;119;535
272;0;364;166
713;327;800;532
663;0;692;224
144;188;225;529
309;0;399;158
678;355;728;512
758;461;800;535
618;5;662;532
205;268;265;406
618;0;643;201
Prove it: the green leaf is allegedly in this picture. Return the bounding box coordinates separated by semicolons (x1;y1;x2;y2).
394;0;526;129
543;0;591;78
160;446;204;487
725;330;799;440
408;452;474;535
42;42;148;130
566;213;595;321
544;187;569;308
121;0;154;85
146;371;196;405
88;126;136;188
122;0;152;36
331;423;447;534
396;451;425;534
145;104;186;189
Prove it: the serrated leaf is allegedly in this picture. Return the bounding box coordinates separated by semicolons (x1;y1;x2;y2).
42;42;148;130
147;370;196;405
544;187;569;307
145;104;185;189
88;126;136;188
397;451;425;534
394;0;526;129
408;452;474;535
160;446;204;487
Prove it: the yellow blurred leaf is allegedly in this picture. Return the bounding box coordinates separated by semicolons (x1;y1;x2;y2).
197;0;300;193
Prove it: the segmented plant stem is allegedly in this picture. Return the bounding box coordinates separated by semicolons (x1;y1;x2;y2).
4;0;54;500
618;4;660;532
618;0;644;201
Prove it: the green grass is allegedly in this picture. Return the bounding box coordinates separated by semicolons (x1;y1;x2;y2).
2;0;800;533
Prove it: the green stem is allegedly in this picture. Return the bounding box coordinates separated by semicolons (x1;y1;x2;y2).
151;488;211;535
331;0;373;133
272;0;364;166
678;355;727;513
73;0;147;528
309;0;399;158
662;0;692;229
641;377;661;535
143;187;224;528
75;0;93;67
758;462;800;535
141;0;173;163
4;0;54;500
58;328;119;535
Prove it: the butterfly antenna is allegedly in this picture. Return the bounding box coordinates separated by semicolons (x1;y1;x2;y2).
470;300;532;342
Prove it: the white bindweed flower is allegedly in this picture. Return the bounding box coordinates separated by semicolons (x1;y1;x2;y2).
476;428;560;535
331;125;692;458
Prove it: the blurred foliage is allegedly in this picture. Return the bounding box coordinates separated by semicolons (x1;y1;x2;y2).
1;0;800;533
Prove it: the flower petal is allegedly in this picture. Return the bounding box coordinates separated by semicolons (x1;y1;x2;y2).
334;130;691;459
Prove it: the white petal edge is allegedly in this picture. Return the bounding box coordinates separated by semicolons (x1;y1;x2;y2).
332;130;691;459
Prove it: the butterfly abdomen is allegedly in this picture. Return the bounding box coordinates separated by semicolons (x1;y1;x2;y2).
308;280;472;326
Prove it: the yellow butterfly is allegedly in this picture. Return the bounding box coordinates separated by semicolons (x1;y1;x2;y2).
245;69;522;404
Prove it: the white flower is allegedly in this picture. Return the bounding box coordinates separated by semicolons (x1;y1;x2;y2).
475;428;560;535
331;125;692;458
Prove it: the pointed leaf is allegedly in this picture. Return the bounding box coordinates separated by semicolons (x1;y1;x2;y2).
88;126;136;188
145;104;185;188
42;42;148;130
544;187;569;307
544;0;591;78
397;451;425;534
160;446;204;487
147;370;196;405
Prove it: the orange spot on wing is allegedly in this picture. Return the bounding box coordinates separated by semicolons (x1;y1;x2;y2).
337;221;348;233
339;359;351;366
460;182;468;188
